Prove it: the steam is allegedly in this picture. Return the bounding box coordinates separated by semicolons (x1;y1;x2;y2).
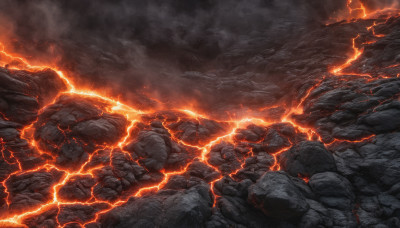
0;0;395;113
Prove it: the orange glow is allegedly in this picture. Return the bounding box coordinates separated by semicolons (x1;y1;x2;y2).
331;35;363;75
347;0;367;18
385;63;400;69
329;9;396;79
325;134;375;146
298;174;310;183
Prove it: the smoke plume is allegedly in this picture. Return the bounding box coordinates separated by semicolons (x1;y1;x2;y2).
0;0;394;113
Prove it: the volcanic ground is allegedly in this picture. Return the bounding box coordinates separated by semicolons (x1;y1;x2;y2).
1;2;400;228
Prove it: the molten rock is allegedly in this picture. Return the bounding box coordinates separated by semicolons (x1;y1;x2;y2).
34;95;128;169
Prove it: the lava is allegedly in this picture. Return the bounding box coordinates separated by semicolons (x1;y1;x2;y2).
347;0;367;18
0;3;399;228
331;34;365;76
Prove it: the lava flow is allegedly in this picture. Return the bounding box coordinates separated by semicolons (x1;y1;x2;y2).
0;41;316;227
0;2;400;228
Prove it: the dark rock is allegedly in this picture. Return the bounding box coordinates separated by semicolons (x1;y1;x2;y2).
99;184;213;228
208;142;244;175
58;203;110;226
22;206;59;228
360;109;400;133
328;208;357;227
248;171;309;220
331;124;371;141
212;177;275;227
214;176;252;198
34;95;128;170
299;199;332;228
58;175;96;202
234;151;275;181
92;150;147;202
309;172;354;209
187;160;220;182
234;124;266;142
378;193;400;218
126;128;188;171
380;159;400;186
162;175;205;190
5;169;64;213
278;141;336;177
330;110;356;123
0;68;66;124
167;118;229;145
307;89;354;113
206;211;232;228
262;128;291;153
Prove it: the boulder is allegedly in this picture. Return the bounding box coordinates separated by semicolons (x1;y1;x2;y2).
309;172;354;209
248;171;309;220
99;184;213;228
278;141;336;177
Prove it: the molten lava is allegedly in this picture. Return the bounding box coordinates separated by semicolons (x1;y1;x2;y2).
0;3;399;227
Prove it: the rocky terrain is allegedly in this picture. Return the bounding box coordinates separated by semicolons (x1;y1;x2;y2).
1;2;400;228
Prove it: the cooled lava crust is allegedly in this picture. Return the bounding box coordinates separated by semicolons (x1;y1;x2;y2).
1;5;400;228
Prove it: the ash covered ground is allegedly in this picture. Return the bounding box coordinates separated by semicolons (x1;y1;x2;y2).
1;0;400;228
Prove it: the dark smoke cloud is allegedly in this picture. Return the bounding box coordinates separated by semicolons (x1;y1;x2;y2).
363;0;399;9
0;0;343;57
0;0;392;113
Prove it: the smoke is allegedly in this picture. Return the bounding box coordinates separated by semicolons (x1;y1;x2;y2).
0;0;393;113
363;0;400;10
0;1;341;56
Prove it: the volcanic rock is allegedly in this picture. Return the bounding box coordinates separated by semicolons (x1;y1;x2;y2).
126;127;189;172
234;151;275;181
247;171;309;220
186;160;220;182
22;206;59;228
234;124;266;142
99;184;213;228
1;3;400;228
262;128;291;153
167;117;229;145
92;150;147;202
58;175;96;202
309;172;354;210
299;199;333;228
278;141;336;178
0;68;66;124
34;95;128;169
58;203;110;226
208;142;245;175
5;168;64;213
360;108;400;133
211;176;275;227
